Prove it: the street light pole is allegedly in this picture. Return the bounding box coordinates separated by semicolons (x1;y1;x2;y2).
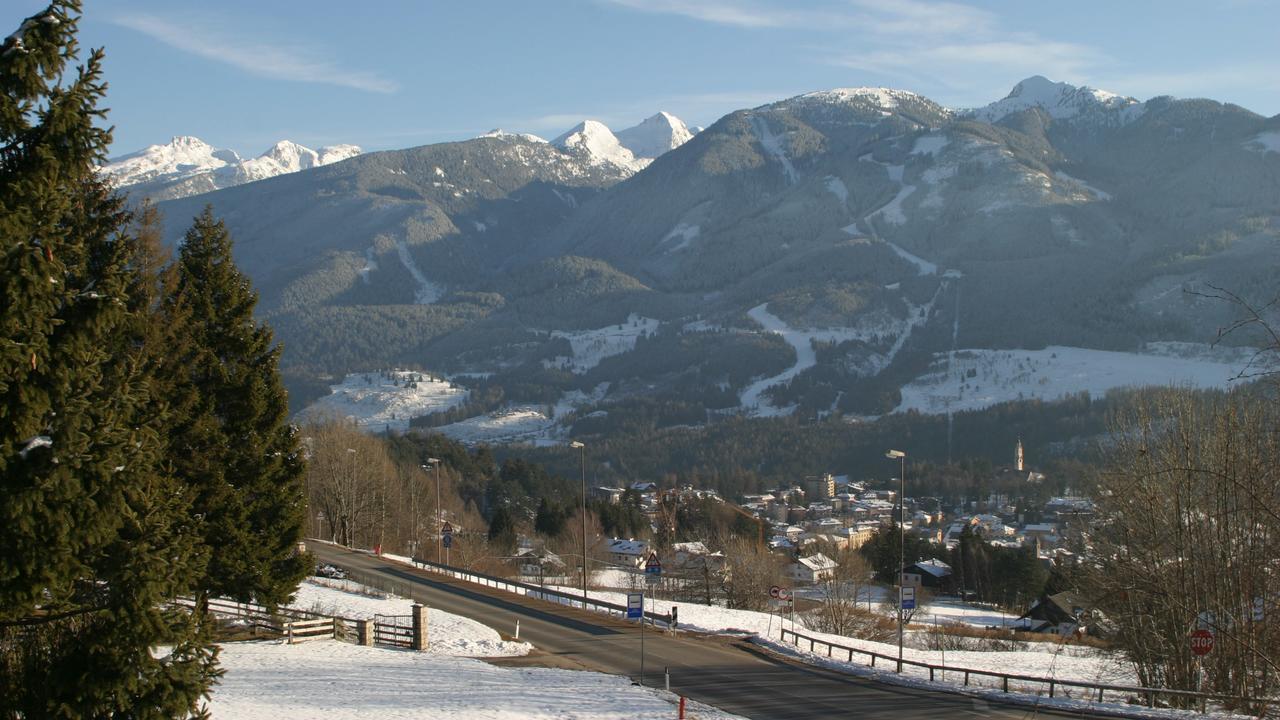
886;448;907;673
346;447;357;546
425;457;441;563
570;441;587;602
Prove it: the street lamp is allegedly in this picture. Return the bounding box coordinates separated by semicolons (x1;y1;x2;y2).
570;440;587;603
346;448;357;546
886;448;906;673
424;458;441;564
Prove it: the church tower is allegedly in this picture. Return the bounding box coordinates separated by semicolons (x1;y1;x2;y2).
1015;437;1025;472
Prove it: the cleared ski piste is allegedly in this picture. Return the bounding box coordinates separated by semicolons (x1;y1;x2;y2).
209;579;743;719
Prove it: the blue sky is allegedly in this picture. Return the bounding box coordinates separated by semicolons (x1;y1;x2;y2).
13;0;1280;156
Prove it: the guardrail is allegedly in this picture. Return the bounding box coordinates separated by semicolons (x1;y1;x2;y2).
332;554;672;627
410;557;673;626
780;628;1278;715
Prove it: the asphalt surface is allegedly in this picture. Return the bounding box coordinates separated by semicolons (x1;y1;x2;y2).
309;542;1110;720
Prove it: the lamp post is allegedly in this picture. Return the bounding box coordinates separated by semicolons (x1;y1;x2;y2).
425;458;441;563
570;440;587;602
346;448;357;546
886;448;906;673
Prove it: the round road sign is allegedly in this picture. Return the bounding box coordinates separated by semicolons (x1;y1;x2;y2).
1190;629;1214;656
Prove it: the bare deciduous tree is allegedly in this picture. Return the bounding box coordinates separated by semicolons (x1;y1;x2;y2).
1088;388;1280;708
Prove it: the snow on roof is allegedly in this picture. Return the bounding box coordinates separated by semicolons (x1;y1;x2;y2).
671;541;709;555
912;558;952;577
799;553;838;571
607;538;648;555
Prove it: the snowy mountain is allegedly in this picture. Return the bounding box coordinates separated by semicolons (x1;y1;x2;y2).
152;76;1279;429
550;112;696;176
970;75;1143;124
552;120;648;175
615;111;695;160
101;136;361;201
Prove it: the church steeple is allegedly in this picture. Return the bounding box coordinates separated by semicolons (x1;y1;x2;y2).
1015;437;1025;471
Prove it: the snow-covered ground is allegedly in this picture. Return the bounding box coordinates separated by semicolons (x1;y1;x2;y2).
546;583;1133;691
394;239;445;304
298;370;468;432
543;314;660;374
434;406;555;445
895;344;1257;415
210;640;742;720
751;115;799;185
209;576;741;719
291;579;530;658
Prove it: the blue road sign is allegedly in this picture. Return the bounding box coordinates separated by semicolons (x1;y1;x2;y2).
627;592;643;619
442;533;453;548
901;586;916;610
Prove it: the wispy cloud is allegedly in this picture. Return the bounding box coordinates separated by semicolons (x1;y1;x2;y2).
598;0;853;29
113;13;398;94
601;0;1114;103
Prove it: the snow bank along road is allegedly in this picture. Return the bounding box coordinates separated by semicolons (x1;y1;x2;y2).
309;543;1113;719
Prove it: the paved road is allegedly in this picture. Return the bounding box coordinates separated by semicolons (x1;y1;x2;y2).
310;542;1107;720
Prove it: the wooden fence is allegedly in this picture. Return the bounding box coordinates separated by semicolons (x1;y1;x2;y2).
780;628;1279;715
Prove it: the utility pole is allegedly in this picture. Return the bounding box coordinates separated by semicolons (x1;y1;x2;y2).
887;448;907;673
571;441;587;603
425;457;441;563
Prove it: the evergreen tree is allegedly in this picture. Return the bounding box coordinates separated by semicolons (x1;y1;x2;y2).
0;3;216;716
533;497;566;537
164;206;310;610
487;507;517;553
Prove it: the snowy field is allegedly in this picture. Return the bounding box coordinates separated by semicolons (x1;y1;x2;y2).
209;577;741;719
210;640;742;720
543;313;660;374
896;344;1255;415
434;406;556;445
291;580;530;658
299;370;468;432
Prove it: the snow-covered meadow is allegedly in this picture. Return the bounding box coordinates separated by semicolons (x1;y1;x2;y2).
208;579;740;719
299;370;468;432
543;313;660;374
895;344;1256;415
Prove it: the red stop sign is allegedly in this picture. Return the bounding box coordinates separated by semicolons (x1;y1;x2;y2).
1190;629;1214;656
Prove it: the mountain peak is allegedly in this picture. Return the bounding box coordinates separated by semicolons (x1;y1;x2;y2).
553;120;647;174
101;136;360;200
974;76;1142;123
615;111;694;159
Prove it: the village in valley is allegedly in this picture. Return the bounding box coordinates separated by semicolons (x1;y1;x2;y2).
509;438;1093;636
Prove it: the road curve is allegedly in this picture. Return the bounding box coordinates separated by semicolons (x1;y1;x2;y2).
309;542;1107;720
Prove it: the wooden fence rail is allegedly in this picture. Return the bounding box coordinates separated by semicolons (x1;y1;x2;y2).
779;628;1279;715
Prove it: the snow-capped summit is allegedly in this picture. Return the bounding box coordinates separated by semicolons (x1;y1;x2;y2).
973;76;1143;124
553;120;647;174
800;87;929;110
104;136;241;186
101;136;362;200
478;129;548;143
615;111;694;160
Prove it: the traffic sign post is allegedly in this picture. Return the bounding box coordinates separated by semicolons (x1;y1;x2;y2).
1190;629;1214;656
645;552;662;586
627;591;647;687
441;522;454;565
901;586;916;611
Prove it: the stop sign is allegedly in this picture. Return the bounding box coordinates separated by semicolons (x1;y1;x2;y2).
1190;629;1214;656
